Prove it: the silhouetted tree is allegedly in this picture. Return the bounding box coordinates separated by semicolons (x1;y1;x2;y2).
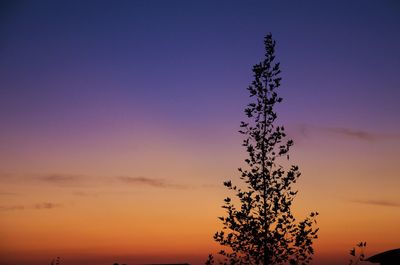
208;34;319;265
349;242;366;265
51;257;60;265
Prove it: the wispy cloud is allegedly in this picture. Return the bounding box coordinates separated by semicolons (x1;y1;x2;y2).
0;191;18;196
0;172;88;186
72;191;98;197
117;176;188;189
0;205;25;211
297;124;400;142
0;173;191;190
40;174;86;186
352;199;400;208
323;127;377;141
0;202;63;211
34;202;63;209
0;172;16;181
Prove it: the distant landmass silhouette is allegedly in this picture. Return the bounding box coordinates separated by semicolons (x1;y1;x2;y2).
141;263;190;265
365;248;400;265
113;263;189;265
140;263;190;265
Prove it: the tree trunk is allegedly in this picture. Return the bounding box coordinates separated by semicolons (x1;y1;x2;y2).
264;246;268;265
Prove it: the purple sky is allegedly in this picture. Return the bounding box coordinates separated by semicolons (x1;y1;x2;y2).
1;1;400;265
1;1;399;138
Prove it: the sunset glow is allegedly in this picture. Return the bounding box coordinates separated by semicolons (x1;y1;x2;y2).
1;1;399;265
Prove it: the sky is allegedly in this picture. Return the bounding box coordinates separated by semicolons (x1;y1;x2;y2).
1;1;400;264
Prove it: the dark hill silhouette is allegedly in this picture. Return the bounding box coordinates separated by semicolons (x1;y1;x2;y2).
365;248;400;265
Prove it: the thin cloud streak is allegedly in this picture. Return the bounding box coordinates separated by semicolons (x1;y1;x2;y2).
0;191;18;196
296;124;400;142
0;202;63;211
0;205;25;211
0;172;16;181
40;174;88;187
72;191;99;197
117;176;188;189
0;173;97;187
352;199;400;208
0;173;86;185
41;174;81;183
34;202;63;209
0;173;193;189
324;127;376;141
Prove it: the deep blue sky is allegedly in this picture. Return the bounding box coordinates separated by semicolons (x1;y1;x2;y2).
1;0;400;135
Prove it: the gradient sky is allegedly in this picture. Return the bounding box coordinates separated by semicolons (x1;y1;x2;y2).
1;1;400;265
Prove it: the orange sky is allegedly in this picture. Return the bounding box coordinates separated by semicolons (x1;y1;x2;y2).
1;123;399;265
1;1;400;265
